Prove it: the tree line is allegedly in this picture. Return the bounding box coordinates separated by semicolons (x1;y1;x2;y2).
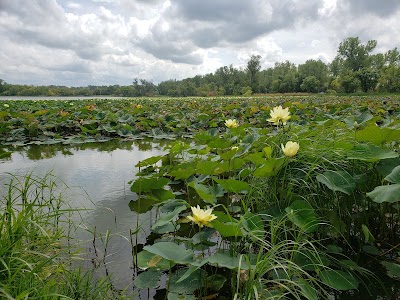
1;36;399;97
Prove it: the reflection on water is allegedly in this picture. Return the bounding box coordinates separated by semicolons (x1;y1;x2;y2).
0;139;168;295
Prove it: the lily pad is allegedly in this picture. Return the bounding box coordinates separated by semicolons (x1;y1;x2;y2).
347;144;398;162
319;270;359;291
366;184;400;203
286;200;318;233
316;170;356;195
133;269;163;289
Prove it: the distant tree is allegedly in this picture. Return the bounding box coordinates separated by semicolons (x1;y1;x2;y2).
340;73;360;93
241;86;252;96
0;79;5;94
271;61;297;93
385;48;400;66
245;55;262;91
357;68;379;92
300;76;320;93
337;37;377;72
298;59;328;92
378;65;400;92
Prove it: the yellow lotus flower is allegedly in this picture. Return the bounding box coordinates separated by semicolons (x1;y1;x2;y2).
187;205;217;228
3;103;9;108
225;119;239;128
281;141;299;157
136;104;142;109
267;106;291;125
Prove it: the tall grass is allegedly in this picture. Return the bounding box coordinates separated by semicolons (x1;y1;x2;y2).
0;172;126;300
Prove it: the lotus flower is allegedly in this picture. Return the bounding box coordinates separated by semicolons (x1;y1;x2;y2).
187;205;217;228
281;141;300;157
267;106;291;125
225;119;239;128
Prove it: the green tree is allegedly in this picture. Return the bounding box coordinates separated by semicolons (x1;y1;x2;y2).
340;73;360;93
384;48;400;66
298;59;328;92
357;68;379;92
245;55;262;92
337;37;377;72
300;76;320;93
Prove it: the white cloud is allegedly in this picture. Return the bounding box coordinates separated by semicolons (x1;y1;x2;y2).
0;0;399;86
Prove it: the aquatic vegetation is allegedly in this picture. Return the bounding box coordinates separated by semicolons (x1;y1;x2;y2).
1;94;400;298
267;105;291;125
281;140;300;157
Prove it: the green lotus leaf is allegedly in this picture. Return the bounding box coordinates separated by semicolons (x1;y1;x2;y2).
316;170;356;195
347;144;398;162
366;184;400;203
286;200;318;233
319;270;359;291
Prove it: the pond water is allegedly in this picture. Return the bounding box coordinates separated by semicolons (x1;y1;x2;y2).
1;140;399;299
0;139;169;297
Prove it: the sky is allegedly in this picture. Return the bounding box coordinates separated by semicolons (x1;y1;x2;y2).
1;0;400;87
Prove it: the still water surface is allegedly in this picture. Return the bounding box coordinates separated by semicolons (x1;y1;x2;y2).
0;140;167;295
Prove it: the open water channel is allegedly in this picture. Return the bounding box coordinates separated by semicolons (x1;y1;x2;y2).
0;139;168;297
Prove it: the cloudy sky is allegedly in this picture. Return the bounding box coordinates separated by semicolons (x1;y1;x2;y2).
1;0;400;86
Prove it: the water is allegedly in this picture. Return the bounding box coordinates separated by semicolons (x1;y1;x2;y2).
0;139;167;294
2;140;399;299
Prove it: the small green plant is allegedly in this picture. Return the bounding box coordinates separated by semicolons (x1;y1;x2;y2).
0;172;125;299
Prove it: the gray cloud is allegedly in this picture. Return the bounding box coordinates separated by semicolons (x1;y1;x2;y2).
344;0;400;17
1;0;400;86
133;0;324;63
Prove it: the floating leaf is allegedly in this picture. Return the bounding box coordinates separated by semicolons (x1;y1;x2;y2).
356;125;400;145
253;157;285;177
286;200;318;233
129;197;157;213
136;155;163;167
207;252;249;270
381;261;400;279
347;144;398;162
241;212;264;240
344;112;373;129
366;184;400;203
152;203;187;230
170;162;196;180
133;269;162;289
213;178;250;194
211;211;243;237
136;250;170;270
206;274;226;291
188;181;216;204
196;160;229;175
376;158;400;177
384;165;400;184
131;177;170;193
316;170;356;195
319;270;359;291
144;242;193;264
169;268;207;295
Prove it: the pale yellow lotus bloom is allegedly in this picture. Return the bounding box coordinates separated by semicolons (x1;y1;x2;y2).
267;105;291;125
187;205;217;228
225;119;239;128
281;141;299;157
